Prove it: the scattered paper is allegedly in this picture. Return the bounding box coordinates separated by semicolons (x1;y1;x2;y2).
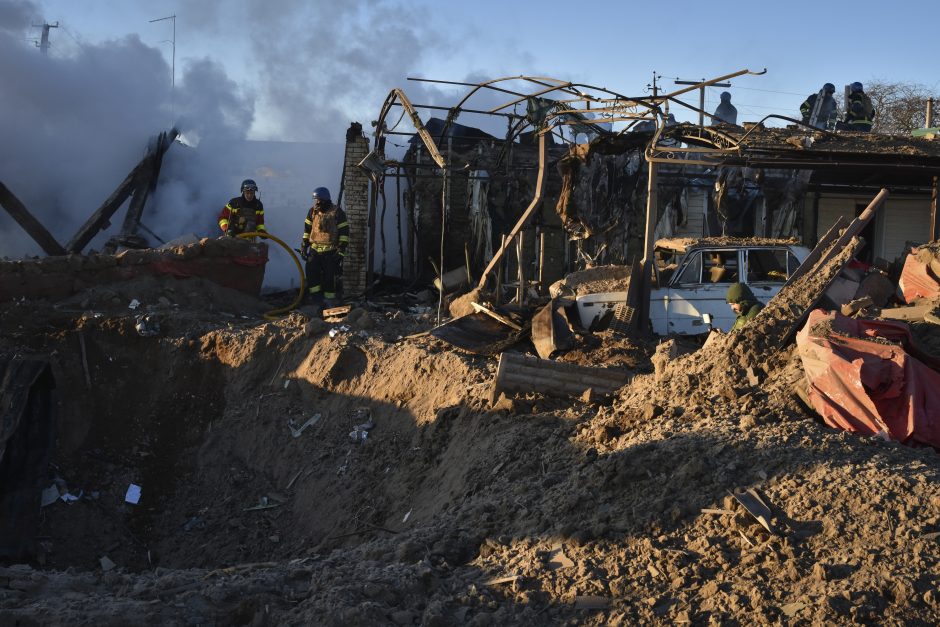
125;484;142;504
100;556;116;572
61;490;82;503
402;509;412;524
40;485;60;507
547;544;575;570
128;299;140;310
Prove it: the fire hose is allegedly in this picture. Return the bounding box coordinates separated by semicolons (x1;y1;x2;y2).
236;231;305;319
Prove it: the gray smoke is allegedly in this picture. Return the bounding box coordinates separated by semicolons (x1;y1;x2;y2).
0;0;550;288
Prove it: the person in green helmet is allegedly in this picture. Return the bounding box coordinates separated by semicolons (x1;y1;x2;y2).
726;282;763;331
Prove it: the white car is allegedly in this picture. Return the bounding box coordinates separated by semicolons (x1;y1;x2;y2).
648;238;809;335
574;238;810;336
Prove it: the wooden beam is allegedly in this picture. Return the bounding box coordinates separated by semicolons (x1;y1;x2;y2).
0;182;66;256
67;128;178;253
65;165;141;253
120;129;177;237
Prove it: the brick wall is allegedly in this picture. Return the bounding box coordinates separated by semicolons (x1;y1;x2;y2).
342;123;370;297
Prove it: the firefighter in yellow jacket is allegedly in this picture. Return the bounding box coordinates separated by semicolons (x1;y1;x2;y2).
219;179;266;237
301;187;349;305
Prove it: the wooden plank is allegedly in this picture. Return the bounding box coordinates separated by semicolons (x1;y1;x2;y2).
0;182;66;256
784;215;849;288
879;303;934;321
120;129;178;236
68;128;177;253
65;165;142;253
470;302;522;331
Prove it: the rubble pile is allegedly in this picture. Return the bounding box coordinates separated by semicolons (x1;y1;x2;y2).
2;249;940;625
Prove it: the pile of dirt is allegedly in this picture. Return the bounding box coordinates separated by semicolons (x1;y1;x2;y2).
3;262;940;624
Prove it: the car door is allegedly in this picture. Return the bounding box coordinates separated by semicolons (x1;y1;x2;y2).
743;247;797;304
661;248;741;334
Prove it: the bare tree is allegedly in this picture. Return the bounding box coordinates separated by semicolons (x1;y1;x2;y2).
863;80;940;135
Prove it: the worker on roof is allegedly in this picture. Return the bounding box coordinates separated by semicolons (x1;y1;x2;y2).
219;179;265;237
711;91;738;126
799;83;838;130
841;82;875;133
726;282;763;331
301;187;349;307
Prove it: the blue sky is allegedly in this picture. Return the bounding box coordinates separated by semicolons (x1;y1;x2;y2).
1;0;935;265
28;0;939;138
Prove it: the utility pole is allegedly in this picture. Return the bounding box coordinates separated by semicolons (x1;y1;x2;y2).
674;78;731;128
33;21;59;55
647;71;661;98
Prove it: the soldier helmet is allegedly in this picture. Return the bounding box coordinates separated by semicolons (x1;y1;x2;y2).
850;82;863;94
312;187;331;202
241;179;258;192
725;282;756;305
823;83;835;94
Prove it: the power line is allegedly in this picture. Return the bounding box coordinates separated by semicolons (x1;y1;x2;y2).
720;85;808;97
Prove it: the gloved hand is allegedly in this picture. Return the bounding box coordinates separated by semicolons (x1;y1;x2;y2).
225;229;236;238
300;244;310;260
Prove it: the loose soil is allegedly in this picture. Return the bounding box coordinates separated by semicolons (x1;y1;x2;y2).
2;269;940;625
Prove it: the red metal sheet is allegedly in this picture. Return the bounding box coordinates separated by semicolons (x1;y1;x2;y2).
898;250;940;304
797;309;940;448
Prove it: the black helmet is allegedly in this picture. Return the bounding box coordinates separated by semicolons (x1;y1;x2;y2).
850;82;863;94
823;83;835;93
312;187;331;202
241;179;258;192
720;91;732;102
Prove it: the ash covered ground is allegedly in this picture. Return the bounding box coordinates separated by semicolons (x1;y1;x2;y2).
2;273;940;626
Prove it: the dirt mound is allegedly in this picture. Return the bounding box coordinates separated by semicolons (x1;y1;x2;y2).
56;274;270;316
3;260;940;624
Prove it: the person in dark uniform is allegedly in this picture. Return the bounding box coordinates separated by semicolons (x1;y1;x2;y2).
301;187;349;306
842;82;875;132
712;91;738;126
218;179;266;237
799;83;838;129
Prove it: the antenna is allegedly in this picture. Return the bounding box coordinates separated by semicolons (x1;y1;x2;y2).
149;15;176;91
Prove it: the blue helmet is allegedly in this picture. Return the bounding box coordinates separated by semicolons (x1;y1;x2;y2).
312;187;331;202
241;179;258;192
850;82;863;94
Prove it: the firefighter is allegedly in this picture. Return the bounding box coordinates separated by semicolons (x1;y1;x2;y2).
843;82;875;132
218;179;266;237
799;83;838;129
301;187;349;306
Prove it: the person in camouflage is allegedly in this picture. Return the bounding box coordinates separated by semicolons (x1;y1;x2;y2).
725;282;763;331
